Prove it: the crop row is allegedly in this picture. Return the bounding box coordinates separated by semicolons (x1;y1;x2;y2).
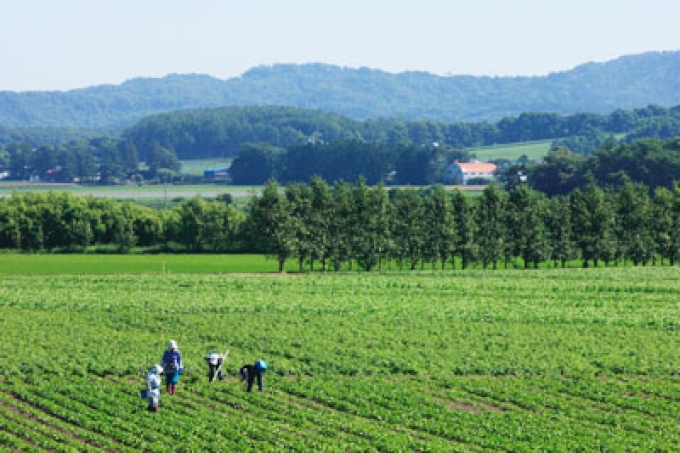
276;376;680;451
1;267;678;450
3;375;463;451
2;271;678;379
2;372;678;451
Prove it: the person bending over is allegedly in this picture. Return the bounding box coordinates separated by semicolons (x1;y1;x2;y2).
238;359;267;392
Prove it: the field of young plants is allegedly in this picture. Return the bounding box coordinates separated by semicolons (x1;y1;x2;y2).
0;254;301;275
1;266;678;451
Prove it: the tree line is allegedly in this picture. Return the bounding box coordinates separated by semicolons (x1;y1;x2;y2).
509;137;680;196
0;139;180;184
229;141;468;185
3;105;680;188
123;104;680;160
0;192;242;253
227;136;680;194
2;178;679;272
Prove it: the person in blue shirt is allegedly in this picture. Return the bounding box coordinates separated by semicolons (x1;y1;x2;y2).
160;340;183;395
239;359;267;392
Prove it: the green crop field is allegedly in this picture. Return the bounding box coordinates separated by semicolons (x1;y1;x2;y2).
468;140;552;162
1;266;679;451
0;184;261;210
0;183;261;199
0;254;300;275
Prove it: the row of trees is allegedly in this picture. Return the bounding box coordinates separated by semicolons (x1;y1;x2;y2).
248;178;680;272
124;104;680;160
229;136;680;192
0;127;103;148
0;192;242;252
513;137;680;196
2;179;680;272
0;139;180;184
230;141;468;185
4;106;680;189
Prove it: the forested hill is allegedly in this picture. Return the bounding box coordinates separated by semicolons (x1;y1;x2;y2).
1;51;680;129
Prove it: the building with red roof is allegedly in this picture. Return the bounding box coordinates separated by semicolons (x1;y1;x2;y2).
444;161;498;185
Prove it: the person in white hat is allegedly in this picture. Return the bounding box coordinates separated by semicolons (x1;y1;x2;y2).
160;340;183;395
203;351;225;382
145;364;163;412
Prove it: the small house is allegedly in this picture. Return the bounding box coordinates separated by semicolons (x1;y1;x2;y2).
444;161;497;185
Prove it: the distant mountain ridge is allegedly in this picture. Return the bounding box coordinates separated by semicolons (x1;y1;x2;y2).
1;51;679;129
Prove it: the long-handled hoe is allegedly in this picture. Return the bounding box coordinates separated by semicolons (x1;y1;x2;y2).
210;350;229;383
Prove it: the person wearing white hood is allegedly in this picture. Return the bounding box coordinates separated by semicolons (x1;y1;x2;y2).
146;365;163;412
160;340;183;395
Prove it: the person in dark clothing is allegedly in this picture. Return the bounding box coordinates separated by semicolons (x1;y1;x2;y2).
203;352;225;382
237;364;252;383
238;359;267;392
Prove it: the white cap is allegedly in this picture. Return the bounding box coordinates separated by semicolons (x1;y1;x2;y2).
150;364;163;374
168;340;177;349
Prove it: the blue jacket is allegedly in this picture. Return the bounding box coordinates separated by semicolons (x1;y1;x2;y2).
161;349;182;372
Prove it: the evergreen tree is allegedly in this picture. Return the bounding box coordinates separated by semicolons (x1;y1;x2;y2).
651;184;680;266
421;185;456;269
614;179;655;265
390;189;425;270
569;182;616;267
230;143;283;185
308;177;333;271
247;181;296;272
475;184;508;269
544;196;576;267
451;190;477;269
285;183;313;272
504;185;549;268
147;142;180;180
328;181;356;271
352;179;390;271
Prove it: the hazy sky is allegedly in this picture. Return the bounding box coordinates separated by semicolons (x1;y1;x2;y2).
2;0;679;91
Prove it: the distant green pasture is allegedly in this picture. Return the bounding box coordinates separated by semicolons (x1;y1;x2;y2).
0;254;299;275
180;159;231;176
468;140;552;161
0;183;261;200
0;183;482;203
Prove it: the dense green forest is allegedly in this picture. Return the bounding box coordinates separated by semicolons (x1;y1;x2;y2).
0;127;107;148
122;104;680;160
3;103;680;188
2;179;679;271
229;141;468;186
513;138;680;196
1;51;679;132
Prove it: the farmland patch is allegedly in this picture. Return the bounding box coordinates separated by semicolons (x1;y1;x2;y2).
0;267;678;450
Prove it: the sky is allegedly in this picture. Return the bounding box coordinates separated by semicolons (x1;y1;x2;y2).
2;0;680;92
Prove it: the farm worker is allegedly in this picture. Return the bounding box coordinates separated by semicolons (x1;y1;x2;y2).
239;359;267;392
203;352;225;381
146;365;163;412
160;340;183;395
